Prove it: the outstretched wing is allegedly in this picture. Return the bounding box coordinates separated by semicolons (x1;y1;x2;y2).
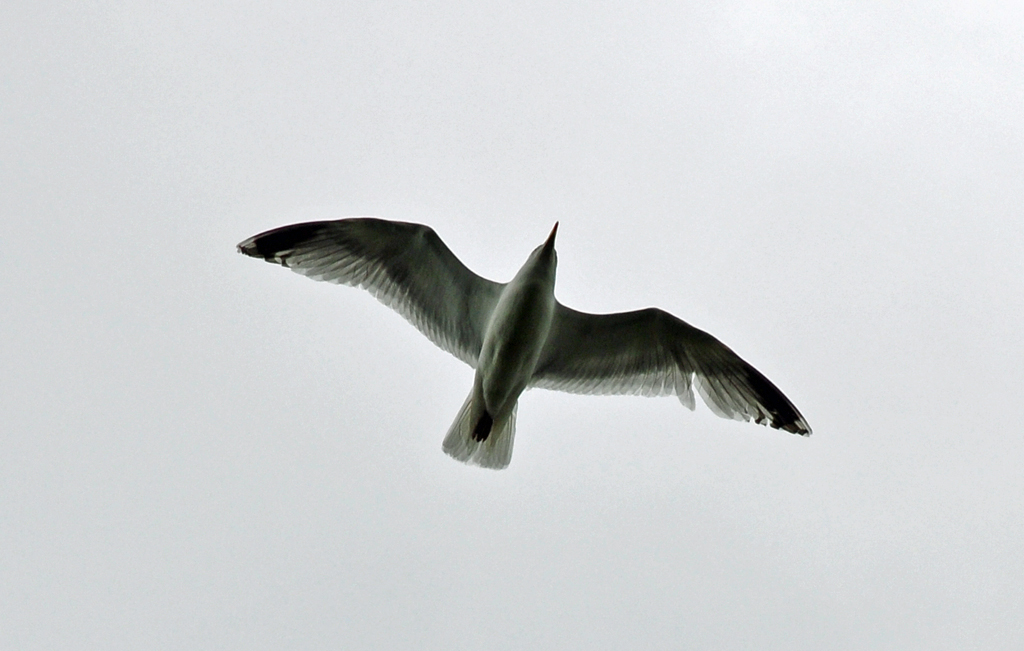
531;305;811;435
238;218;504;367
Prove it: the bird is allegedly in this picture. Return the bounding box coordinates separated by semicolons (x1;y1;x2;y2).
238;218;810;469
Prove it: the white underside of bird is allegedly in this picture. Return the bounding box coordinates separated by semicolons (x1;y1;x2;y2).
238;218;810;469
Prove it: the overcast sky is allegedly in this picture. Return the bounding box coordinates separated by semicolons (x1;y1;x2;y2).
3;1;1022;649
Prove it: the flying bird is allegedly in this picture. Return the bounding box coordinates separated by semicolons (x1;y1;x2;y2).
238;218;810;469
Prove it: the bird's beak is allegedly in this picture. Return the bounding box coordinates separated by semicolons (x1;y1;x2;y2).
544;222;559;250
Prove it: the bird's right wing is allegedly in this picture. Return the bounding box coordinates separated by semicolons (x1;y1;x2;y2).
238;218;504;367
531;304;811;435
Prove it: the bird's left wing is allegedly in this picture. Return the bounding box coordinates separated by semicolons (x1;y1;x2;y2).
530;304;811;435
238;218;504;367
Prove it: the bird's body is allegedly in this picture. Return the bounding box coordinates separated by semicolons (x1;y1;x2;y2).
443;224;558;466
238;218;810;469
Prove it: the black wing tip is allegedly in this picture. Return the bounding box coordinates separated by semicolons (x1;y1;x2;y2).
762;411;811;436
783;419;813;436
751;412;810;436
237;222;328;261
236;238;262;258
739;367;811;436
755;404;810;436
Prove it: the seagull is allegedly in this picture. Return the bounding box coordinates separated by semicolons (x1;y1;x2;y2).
238;218;810;469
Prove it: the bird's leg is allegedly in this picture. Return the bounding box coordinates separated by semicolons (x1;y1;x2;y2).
472;411;493;442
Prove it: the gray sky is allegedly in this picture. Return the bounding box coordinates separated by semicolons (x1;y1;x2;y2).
3;1;1022;649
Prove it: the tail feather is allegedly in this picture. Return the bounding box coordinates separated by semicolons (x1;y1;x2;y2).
442;392;517;469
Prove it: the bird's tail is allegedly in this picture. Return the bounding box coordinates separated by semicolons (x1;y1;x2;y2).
442;391;517;470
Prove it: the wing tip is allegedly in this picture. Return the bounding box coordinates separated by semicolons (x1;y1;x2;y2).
751;398;811;437
787;421;813;437
236;237;262;258
237;222;328;262
770;414;812;437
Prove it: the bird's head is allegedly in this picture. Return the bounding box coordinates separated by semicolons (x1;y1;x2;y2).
518;222;559;285
534;222;558;259
532;221;558;266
